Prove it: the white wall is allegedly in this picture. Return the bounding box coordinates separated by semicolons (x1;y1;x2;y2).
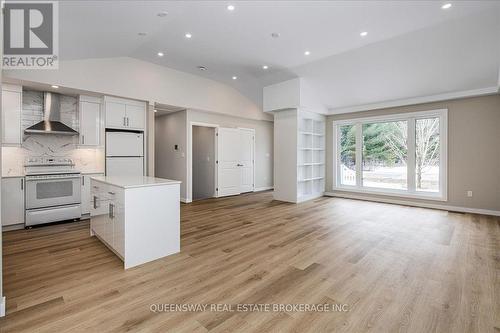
272;109;298;202
1;7;4;316
155;109;274;202
192;126;216;200
4;57;271;121
186;109;274;201
147;104;155;176
154;111;188;201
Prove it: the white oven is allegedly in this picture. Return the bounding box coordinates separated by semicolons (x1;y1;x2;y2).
25;173;82;226
26;173;81;209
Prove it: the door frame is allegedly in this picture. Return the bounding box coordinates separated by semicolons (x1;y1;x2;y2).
187;121;219;203
237;127;256;193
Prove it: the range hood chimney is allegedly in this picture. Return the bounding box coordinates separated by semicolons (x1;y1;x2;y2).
24;92;79;136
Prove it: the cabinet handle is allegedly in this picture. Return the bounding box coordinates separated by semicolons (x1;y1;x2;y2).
108;191;115;195
126;117;129;127
109;203;115;218
123;117;126;126
93;195;98;209
82;135;85;145
237;163;243;167
21;178;24;190
82;176;84;186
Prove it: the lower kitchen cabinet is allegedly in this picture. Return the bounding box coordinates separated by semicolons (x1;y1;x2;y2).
89;176;180;269
1;177;25;227
81;173;104;215
90;182;125;258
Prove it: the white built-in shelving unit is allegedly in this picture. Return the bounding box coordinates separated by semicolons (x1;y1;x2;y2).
297;112;325;202
264;77;326;203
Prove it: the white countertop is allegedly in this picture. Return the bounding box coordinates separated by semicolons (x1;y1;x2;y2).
90;175;181;189
2;174;24;178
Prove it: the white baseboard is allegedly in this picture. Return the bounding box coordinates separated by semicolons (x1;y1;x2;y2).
2;223;24;232
297;192;324;203
254;186;274;192
0;296;5;317
324;192;500;216
180;197;191;204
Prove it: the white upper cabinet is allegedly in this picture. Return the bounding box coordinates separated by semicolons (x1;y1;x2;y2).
79;95;102;146
125;104;145;130
2;84;22;145
104;96;145;130
105;101;127;128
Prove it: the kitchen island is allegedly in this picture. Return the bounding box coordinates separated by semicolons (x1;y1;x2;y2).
90;175;181;269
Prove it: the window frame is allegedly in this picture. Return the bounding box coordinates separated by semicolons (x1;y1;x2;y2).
333;109;448;201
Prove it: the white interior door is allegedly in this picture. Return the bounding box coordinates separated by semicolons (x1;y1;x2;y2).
217;128;241;197
239;128;255;193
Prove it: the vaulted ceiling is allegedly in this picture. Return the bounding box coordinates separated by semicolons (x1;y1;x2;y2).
59;0;500;114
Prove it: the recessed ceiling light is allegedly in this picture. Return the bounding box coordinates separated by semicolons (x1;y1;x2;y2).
138;32;147;37
157;52;164;57
51;85;59;89
185;33;192;39
304;51;310;56
262;65;268;70
232;76;237;80
271;32;280;38
441;3;452;9
157;11;168;17
360;31;368;37
227;5;235;11
197;66;207;71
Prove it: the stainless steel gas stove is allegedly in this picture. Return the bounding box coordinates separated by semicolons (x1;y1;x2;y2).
24;157;82;227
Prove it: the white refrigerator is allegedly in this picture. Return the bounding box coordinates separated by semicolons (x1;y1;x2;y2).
106;131;144;177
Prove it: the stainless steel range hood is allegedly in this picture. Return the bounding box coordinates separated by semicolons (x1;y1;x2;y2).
24;92;79;136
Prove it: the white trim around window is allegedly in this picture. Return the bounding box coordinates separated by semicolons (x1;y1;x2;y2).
333;109;448;201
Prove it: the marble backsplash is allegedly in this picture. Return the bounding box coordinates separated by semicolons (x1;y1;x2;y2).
2;90;104;176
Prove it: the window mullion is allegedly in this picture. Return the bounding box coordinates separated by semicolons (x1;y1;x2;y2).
407;118;416;192
355;123;363;187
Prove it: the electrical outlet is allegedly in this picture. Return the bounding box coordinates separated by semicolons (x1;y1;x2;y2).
467;190;473;197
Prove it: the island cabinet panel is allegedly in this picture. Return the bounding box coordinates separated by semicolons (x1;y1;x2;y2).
124;184;180;269
110;189;125;258
89;176;180;268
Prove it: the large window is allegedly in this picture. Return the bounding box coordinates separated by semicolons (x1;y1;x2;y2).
334;109;447;200
339;124;356;186
362;121;408;190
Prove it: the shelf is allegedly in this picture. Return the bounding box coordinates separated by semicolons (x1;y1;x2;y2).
298;177;324;182
299;131;324;136
298;163;324;166
298;147;325;151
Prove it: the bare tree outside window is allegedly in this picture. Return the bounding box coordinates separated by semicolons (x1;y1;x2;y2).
415;118;440;191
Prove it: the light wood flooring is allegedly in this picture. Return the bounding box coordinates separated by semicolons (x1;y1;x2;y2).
1;192;499;332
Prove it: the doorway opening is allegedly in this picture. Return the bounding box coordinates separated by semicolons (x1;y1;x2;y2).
192;125;217;201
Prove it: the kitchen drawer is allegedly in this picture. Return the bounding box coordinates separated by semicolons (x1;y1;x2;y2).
91;182;107;196
26;204;81;227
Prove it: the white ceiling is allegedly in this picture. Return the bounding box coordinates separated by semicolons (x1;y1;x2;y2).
59;0;500;114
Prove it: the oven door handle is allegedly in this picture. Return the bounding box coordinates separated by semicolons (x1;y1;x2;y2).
25;176;82;181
